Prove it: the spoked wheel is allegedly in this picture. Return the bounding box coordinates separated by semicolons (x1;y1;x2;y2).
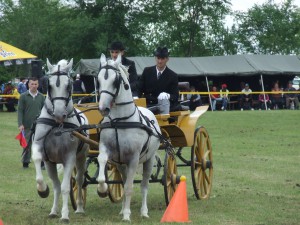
191;126;213;200
70;167;87;210
163;152;179;206
105;163;124;203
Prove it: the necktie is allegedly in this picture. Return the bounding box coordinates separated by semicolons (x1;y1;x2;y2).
158;72;162;79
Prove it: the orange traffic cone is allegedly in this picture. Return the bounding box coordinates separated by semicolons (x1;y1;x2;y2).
160;176;191;223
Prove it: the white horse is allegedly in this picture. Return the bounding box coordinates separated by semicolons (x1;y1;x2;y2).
96;54;161;221
31;59;89;223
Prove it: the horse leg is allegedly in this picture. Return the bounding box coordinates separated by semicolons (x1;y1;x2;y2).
74;153;86;214
140;156;155;218
60;158;76;223
31;142;49;197
97;147;108;196
116;165;127;216
46;162;60;218
122;158;139;221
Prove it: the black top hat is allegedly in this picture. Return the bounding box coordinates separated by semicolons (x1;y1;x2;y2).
109;41;125;51
154;47;170;58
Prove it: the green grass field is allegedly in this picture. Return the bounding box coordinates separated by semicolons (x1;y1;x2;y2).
0;110;299;225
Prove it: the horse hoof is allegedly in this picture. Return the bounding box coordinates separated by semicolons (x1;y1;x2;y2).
75;210;85;215
97;189;108;198
37;185;49;198
48;213;59;219
59;218;70;224
141;214;149;218
122;217;131;222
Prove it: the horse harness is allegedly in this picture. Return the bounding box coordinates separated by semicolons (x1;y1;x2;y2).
97;64;174;164
45;67;74;118
32;110;87;164
98;64;132;106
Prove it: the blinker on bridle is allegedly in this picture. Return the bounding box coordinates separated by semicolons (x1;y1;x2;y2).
46;65;73;118
99;64;129;100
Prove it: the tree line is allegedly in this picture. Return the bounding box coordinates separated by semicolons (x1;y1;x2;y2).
0;0;300;80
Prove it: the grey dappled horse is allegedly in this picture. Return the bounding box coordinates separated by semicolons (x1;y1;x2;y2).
31;59;89;223
96;54;161;221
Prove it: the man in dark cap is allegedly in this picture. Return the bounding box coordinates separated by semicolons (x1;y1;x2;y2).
109;41;138;96
138;47;182;114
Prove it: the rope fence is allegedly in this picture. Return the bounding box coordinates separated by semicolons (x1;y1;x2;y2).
1;91;300;98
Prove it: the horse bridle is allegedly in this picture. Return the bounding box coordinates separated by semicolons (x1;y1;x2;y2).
45;69;73;118
98;64;130;105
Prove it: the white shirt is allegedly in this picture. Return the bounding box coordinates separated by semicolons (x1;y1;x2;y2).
242;88;252;96
29;90;39;98
156;67;166;79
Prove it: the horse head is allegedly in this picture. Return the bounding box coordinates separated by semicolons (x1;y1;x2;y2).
46;58;73;123
97;53;130;117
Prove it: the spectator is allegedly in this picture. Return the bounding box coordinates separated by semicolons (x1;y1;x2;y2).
0;83;4;111
285;81;299;109
271;82;284;109
12;84;20;105
1;83;5;93
3;82;16;112
138;46;185;114
18;77;45;168
109;41;139;97
187;86;202;110
0;85;3;112
219;83;229;110
210;86;221;111
258;93;271;110
73;74;86;103
240;83;253;110
17;78;27;94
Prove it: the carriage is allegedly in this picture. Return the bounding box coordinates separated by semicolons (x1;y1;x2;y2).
70;98;213;209
33;57;213;222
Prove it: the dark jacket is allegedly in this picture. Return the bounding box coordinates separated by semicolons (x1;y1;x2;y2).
73;79;84;93
138;66;179;106
122;57;138;96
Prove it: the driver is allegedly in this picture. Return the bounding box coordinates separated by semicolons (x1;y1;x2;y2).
138;47;180;114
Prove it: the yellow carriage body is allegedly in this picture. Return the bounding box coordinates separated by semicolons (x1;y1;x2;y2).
75;98;208;150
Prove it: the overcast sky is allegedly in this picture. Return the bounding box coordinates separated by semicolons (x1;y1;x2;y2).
230;0;300;11
226;0;300;27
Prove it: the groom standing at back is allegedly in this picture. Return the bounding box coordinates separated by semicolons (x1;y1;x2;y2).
138;46;180;114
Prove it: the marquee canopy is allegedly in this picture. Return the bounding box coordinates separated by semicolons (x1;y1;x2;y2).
0;41;37;66
75;54;300;77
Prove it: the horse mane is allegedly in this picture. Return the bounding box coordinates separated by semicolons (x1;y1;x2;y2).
106;59;129;83
117;64;129;79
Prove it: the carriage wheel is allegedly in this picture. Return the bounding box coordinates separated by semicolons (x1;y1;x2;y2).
191;126;213;200
105;163;124;203
70;167;87;210
163;152;179;206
